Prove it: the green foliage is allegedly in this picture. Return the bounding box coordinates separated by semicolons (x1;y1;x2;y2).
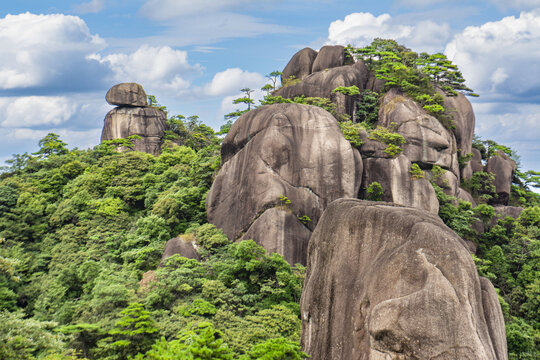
332;85;361;96
356;89;380;125
462;171;497;204
409;163;425;179
240;338;309;359
134;322;233;360
34;133;69;158
279;195;292;206
297;215;311;225
368;125;405;157
338;120;366;147
0;310;67;360
365;182;384;201
458;152;473;169
261;95;348;121
225;88;255;124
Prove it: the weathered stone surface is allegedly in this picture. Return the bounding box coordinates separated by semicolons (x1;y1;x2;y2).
378;89;460;178
486;151;516;205
361;155;439;213
311;45;353;73
494;205;523;220
489;205;524;227
428;168;459;197
480;277;508;360
106;82;148;107
101;106;168;156
160;236;199;264
300;198;507;360
275;61;369;119
366;72;385;93
281;47;318;84
471;148;484;173
457;187;477;207
242;208;311;265
208;103;363;262
441;91;475;180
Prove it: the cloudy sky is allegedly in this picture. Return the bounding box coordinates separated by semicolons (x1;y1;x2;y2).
1;0;539;172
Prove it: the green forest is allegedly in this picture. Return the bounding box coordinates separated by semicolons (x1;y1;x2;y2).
1;39;539;359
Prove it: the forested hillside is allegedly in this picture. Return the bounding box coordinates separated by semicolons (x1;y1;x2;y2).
1;38;539;359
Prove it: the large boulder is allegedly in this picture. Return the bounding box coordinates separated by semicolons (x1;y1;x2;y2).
300;199;507;360
486;151;516;205
242;208;311;266
311;45;353;73
160;235;199;265
471;148;484;173
281;47;318;84
101;106;168;156
208;103;363;265
275;61;369;119
378;89;460;178
106;82;148;107
441;91;475;180
361;155;439;214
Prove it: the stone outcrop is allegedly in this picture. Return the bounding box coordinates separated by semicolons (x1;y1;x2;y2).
300;198;507;360
207;103;363;265
441;90;475;180
486;151;516;205
378;89;460;178
311;45;353;73
106;82;148;107
281;47;318;83
275;61;369;119
101;83;167;156
242;208;311;266
160;236;199;264
471;148;484;173
361;155;439;213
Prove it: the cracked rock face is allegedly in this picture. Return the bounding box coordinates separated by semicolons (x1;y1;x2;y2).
207;103;363;265
378;89;460;178
301;198;507;360
361;155;439;214
101;107;168;156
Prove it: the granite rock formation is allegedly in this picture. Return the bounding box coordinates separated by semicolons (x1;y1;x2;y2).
281;47;318;83
441;90;476;180
361;155;439;213
486;151;516;205
160;235;200;265
101;83;168;156
207;103;362;265
106;82;148;107
275;61;369;120
301;198;507;360
311;45;353;73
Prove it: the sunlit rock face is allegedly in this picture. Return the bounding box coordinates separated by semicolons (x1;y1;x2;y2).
207;103;363;265
301;199;508;360
101;83;167;156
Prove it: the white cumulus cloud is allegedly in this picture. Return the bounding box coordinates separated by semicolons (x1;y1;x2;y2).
93;45;203;93
204;68;265;97
0;96;77;127
327;12;450;53
0;12;107;91
445;10;540;100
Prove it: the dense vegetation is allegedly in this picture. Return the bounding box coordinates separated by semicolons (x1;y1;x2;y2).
0;113;306;359
1;38;539;359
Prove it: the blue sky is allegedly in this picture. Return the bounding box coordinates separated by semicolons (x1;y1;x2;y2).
1;0;539;173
